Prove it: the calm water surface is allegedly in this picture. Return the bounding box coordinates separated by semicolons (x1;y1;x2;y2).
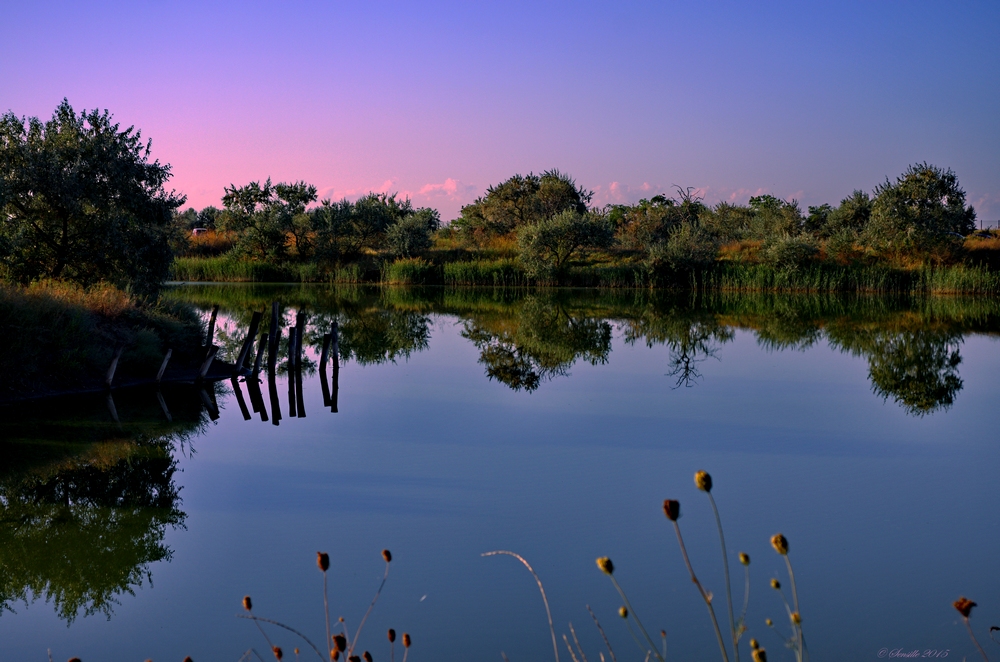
2;286;998;661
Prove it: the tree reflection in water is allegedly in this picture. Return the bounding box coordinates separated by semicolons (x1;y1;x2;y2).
164;285;1000;413
462;297;611;392
0;387;208;621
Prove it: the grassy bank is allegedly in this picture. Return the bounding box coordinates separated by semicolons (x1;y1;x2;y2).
173;255;1000;295
0;281;205;401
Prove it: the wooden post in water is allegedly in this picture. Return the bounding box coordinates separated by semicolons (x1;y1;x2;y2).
106;392;120;424
319;362;331;407
246;374;268;422
105;344;125;388
267;370;281;426
234;311;263;375
294;311;306;369
330;321;339;413
252;331;268;375
199;387;220;420
205;305;220;347
156;348;173;383
319;333;331;375
267;302;280;372
155;389;173;422
230;377;252;420
287;326;297;417
198;345;219;380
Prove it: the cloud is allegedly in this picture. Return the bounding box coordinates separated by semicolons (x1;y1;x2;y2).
415;177;478;202
591;181;669;205
317;178;399;202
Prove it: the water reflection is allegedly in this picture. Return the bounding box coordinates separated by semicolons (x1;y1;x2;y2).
0;387;211;621
164;285;1000;414
462;296;612;391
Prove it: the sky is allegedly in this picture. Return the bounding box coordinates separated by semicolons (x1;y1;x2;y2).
2;0;998;221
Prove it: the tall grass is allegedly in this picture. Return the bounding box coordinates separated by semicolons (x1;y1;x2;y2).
443;259;531;287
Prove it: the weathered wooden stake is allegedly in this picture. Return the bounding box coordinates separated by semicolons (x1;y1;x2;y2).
246;375;268;421
199;387;220;421
295;362;306;418
287;327;297;417
294;311;306;369
252;331;268;375
267;371;281;426
319;364;331;407
106;392;120;424
330;321;340;366
234;311;263;375
155;389;172;422
267;302;280;372
205;304;220;347
198;345;219;380
106;344;125;388
330;359;339;413
230;377;252;420
319;333;331;374
156;348;173;383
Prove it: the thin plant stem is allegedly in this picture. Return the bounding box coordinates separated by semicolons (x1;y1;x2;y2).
623;613;650;658
586;604;618;662
671;521;730;662
238;615;324;661
783;556;806;662
783;556;800;615
483;550;560;662
707;493;739;662
963;618;990;662
738;565;750;637
563;634;582;662
569;622;589;662
662;630;667;661
350;561;390;656
322;572;331;661
501;653;512;662
608;575;664;662
401;646;409;662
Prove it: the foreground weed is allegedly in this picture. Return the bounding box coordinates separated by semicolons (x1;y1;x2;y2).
241;550;409;662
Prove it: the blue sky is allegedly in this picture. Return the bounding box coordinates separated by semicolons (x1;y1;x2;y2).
2;0;997;219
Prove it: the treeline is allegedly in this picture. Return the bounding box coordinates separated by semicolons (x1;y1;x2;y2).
172;164;991;289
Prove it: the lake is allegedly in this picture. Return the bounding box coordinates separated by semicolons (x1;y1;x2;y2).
2;285;998;662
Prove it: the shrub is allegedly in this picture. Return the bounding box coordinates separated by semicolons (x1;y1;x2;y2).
762;235;819;270
517;211;614;279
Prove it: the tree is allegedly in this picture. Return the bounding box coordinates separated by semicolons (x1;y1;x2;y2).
385;208;440;258
311;192;417;262
517;210;614;278
0;100;184;295
454;170;592;241
863;163;976;255
219;179;317;261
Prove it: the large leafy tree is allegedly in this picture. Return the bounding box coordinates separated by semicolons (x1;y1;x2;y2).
454;170;592;241
219;179;318;261
0;100;184;295
863;163;976;254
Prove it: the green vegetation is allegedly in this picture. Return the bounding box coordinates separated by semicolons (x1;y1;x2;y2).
0;281;204;401
170;164;998;294
165;284;999;414
0;100;184;296
0;386;212;621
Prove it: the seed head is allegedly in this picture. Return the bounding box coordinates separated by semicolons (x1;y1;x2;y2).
331;651;339;661
660;630;666;638
333;634;347;652
68;659;81;662
663;499;680;521
243;595;253;612
318;552;330;572
765;618;773;627
596;556;614;575
752;648;767;662
388;628;396;643
382;549;392;563
618;606;628;619
750;639;759;650
791;612;801;625
363;652;372;662
348;657;360;662
694;471;712;492
402;633;411;648
273;646;283;661
739;552;750;566
770;579;781;590
954;597;977;618
184;658;193;662
771;533;788;556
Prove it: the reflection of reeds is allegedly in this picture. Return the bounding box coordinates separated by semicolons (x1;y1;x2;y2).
766;534;807;662
483;550;560;662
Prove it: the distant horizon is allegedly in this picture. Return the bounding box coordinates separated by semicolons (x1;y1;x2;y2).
3;1;998;220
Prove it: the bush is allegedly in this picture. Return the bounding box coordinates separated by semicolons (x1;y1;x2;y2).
385;209;440;258
517;211;614;279
863;163;976;257
648;222;719;272
762;234;819;270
